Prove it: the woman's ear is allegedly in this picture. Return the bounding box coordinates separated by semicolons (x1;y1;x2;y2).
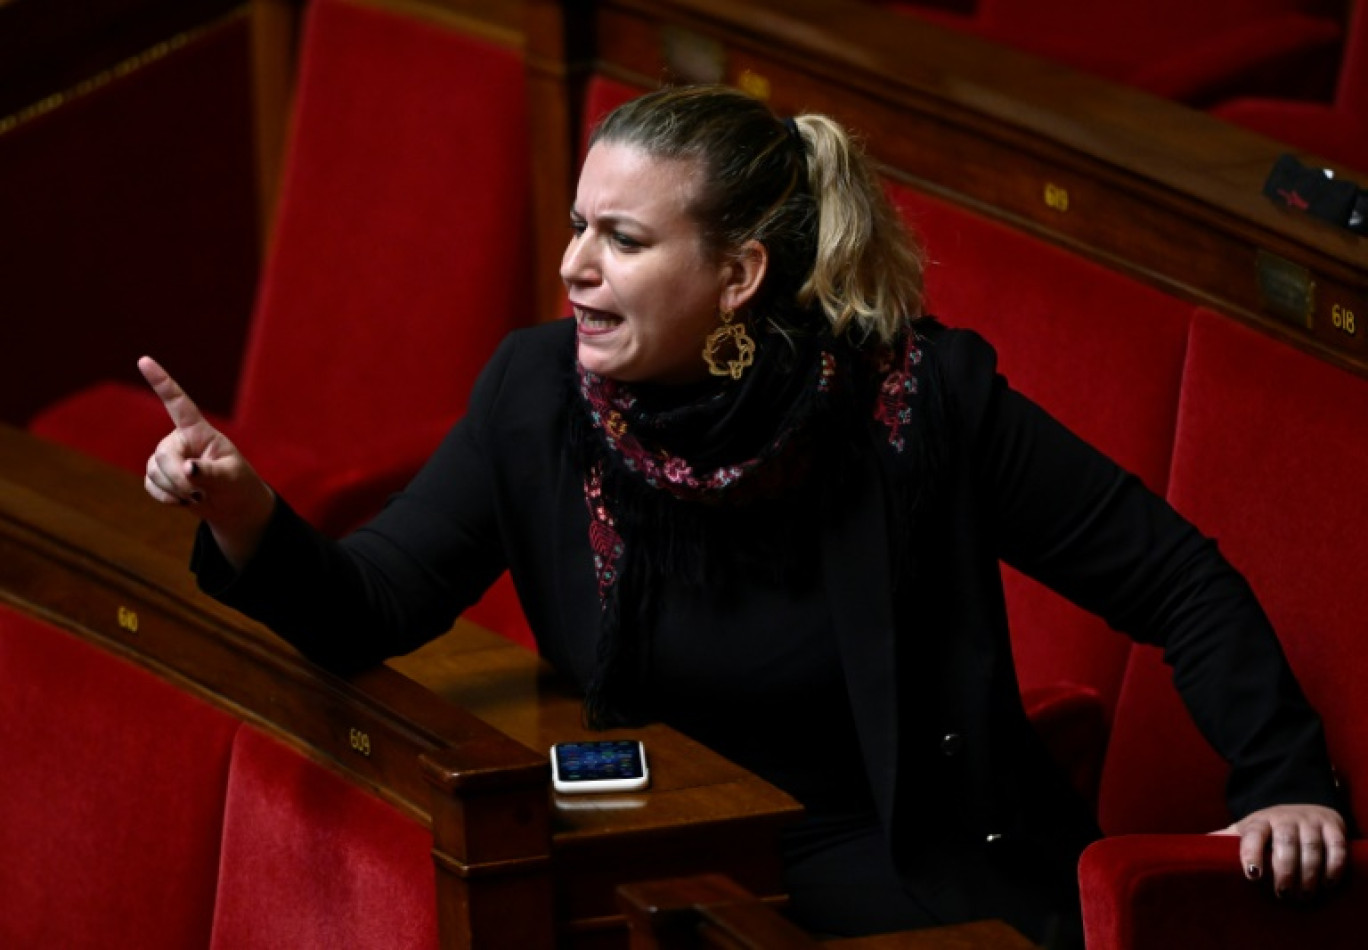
719;239;769;312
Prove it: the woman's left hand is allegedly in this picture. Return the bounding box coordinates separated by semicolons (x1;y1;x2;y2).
1215;803;1348;897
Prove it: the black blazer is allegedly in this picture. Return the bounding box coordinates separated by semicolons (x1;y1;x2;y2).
200;318;1342;930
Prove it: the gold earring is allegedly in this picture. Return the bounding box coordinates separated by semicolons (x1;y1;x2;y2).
702;309;756;380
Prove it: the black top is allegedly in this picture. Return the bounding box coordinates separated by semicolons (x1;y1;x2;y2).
642;507;875;821
194;318;1345;943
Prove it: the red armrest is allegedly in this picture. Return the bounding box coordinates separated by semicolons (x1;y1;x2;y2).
1023;683;1109;809
1080;833;1367;950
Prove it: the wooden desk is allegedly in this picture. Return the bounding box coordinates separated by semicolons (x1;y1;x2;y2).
0;423;800;948
393;627;800;944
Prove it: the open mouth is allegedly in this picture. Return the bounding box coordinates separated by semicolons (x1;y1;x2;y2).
574;305;622;333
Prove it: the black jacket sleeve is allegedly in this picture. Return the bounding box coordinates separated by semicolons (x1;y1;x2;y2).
193;330;524;672
936;327;1344;820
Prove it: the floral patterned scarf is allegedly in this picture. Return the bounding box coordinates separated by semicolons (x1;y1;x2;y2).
570;324;934;727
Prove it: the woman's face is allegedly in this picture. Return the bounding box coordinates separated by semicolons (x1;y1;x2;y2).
562;142;744;385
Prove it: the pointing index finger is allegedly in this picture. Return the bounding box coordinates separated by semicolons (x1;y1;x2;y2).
138;356;206;430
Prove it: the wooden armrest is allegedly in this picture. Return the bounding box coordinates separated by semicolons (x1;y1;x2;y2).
619;873;818;949
617;873;1039;949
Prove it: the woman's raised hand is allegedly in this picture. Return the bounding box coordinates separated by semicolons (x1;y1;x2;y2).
139;356;276;570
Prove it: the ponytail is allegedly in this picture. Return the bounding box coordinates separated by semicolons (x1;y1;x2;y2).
791;115;924;345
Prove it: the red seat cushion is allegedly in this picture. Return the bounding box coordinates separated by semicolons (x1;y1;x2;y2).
1213;2;1368;174
31;380;228;476
0;605;239;948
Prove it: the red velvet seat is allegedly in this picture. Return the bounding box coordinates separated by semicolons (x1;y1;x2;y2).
1215;0;1368;173
0;605;240;949
210;725;438;949
891;188;1192;757
29;0;536;647
1082;309;1368;948
881;0;1346;106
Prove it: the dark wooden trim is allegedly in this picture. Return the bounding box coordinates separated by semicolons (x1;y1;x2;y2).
617;873;1040;949
0;0;244;117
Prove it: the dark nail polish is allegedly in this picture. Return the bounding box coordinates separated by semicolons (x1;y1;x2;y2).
189;461;200;477
190;491;205;503
1247;864;1262;880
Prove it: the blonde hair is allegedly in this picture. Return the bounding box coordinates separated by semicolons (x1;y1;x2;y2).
792;114;924;344
592;85;924;345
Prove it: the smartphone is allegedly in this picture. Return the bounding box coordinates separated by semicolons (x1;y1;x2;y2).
550;739;650;794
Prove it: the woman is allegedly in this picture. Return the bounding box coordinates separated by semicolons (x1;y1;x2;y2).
141;86;1347;945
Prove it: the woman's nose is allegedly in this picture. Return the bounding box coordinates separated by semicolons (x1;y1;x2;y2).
560;233;599;285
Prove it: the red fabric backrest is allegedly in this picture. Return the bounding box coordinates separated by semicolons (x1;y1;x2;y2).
891;186;1192;715
210;725;438;950
1337;0;1366;110
233;0;532;460
1099;309;1368;834
581;74;648;154
0;604;239;948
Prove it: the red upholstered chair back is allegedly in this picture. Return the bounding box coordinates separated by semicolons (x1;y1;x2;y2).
1335;0;1366;113
233;0;531;464
890;186;1192;721
209;726;438;950
0;605;239;949
1098;309;1368;835
581;74;647;154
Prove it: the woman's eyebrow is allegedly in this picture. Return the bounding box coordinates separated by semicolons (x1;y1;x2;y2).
575;209;653;233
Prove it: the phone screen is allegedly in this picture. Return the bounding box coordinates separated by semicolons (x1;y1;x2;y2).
551;739;649;793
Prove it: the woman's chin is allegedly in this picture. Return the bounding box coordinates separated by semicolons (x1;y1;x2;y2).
576;343;626;380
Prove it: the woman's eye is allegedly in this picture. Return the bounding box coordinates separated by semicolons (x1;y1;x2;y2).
569;218;586;237
612;232;641;250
